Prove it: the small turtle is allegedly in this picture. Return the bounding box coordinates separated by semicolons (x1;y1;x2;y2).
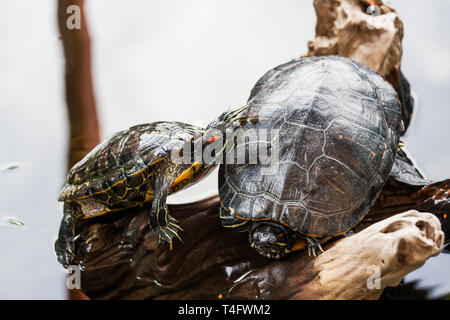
218;56;403;258
56;107;246;265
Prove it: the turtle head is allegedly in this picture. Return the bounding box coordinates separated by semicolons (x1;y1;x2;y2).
199;106;248;165
206;105;248;133
249;222;294;259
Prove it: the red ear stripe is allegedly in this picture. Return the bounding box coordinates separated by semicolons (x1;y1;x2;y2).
206;136;222;144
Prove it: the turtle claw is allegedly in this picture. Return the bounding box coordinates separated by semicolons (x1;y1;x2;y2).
306;236;324;257
318;243;325;253
150;215;183;250
168;216;184;232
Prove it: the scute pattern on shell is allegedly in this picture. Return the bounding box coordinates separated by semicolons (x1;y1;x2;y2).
59;121;203;202
219;56;402;237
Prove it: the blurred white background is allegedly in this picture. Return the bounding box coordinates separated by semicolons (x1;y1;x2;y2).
0;0;448;299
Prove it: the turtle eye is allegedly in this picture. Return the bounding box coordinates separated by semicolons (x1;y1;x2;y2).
365;1;380;16
366;4;380;16
206;136;222;144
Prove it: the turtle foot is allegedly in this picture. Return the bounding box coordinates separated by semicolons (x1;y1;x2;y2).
55;240;78;268
55;202;82;268
306;236;324;257
150;214;183;250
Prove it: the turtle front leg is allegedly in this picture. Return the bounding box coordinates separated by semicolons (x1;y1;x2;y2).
55;202;83;267
306;236;324;257
148;176;183;249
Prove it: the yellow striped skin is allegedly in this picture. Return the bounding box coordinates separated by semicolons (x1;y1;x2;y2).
77;161;209;219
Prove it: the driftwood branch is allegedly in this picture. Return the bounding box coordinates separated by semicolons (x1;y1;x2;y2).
56;0;448;299
58;0;100;300
58;0;100;170
227;210;443;300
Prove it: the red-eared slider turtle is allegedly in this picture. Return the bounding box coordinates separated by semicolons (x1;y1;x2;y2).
56;107;246;265
219;55;404;258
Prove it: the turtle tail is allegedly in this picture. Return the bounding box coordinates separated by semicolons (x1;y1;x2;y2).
55;202;83;268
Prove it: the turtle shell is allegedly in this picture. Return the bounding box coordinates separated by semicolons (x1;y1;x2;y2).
59;121;204;214
219;56;403;237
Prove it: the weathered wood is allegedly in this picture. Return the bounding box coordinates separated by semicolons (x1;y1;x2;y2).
58;0;99;300
58;0;101;170
227;210;443;300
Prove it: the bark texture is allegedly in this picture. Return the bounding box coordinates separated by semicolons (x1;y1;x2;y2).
58;0;100;169
58;0;100;300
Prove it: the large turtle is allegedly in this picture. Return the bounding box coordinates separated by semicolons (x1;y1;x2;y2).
56;107;246;265
218;55;404;258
